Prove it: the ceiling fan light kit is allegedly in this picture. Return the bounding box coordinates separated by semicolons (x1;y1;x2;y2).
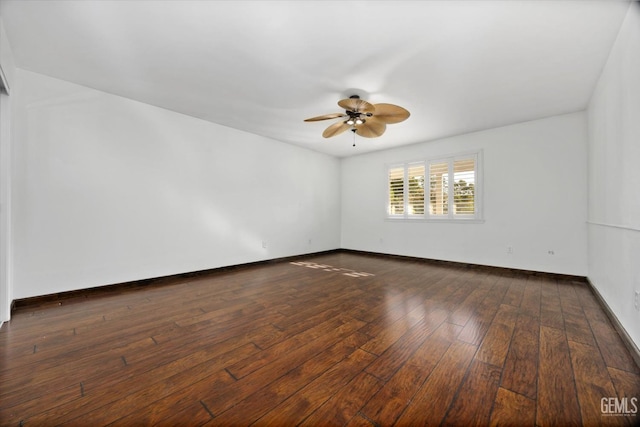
304;95;410;144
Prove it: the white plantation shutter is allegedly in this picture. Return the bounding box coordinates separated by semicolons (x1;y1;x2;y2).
407;163;425;216
429;161;449;216
388;166;405;216
387;163;425;218
428;153;479;219
453;158;476;215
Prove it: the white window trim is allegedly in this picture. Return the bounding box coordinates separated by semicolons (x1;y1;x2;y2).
386;150;483;222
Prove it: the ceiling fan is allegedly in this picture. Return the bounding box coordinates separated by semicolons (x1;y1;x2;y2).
304;95;410;139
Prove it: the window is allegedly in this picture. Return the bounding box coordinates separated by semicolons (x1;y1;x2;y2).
387;151;481;221
387;162;425;218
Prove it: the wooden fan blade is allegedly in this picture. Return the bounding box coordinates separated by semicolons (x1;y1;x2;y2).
304;113;346;122
372;103;410;124
323;121;351;138
338;97;375;114
355;117;386;138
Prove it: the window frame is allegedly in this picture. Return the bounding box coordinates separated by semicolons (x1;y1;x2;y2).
386;150;483;222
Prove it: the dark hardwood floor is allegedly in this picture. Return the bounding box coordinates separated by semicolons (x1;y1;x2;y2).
1;252;639;426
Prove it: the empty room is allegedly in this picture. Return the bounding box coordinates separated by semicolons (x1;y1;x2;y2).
0;1;639;426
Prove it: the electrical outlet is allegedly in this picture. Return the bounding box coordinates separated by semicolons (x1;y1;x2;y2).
507;246;513;254
635;291;640;311
262;240;268;249
548;250;555;255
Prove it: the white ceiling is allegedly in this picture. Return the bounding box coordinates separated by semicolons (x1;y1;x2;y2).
0;0;631;157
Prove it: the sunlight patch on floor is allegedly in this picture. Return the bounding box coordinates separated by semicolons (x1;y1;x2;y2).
290;261;375;278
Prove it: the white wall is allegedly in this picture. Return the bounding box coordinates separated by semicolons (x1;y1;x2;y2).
341;112;588;276
0;17;16;324
587;2;640;348
11;70;341;299
0;18;14;90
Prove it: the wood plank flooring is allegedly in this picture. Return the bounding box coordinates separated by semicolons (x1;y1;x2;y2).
1;252;639;426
